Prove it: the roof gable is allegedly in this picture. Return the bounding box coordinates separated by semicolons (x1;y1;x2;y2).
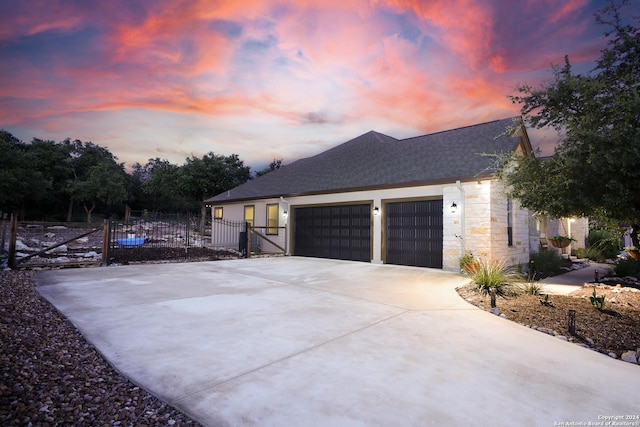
206;117;526;203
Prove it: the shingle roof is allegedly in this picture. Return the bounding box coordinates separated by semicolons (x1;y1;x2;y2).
206;117;526;203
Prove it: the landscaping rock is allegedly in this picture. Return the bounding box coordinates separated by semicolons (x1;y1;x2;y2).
621;351;639;364
0;270;201;426
15;240;31;251
47;244;67;253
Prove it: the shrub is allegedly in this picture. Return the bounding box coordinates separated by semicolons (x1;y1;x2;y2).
587;229;622;260
459;253;479;274
472;259;520;308
529;248;564;275
518;281;546;296
574;246;605;262
613;257;640;277
589;287;606;311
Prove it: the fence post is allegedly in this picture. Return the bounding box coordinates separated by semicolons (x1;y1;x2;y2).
245;221;250;258
101;218;110;267
8;214;18;269
0;212;7;252
185;212;190;259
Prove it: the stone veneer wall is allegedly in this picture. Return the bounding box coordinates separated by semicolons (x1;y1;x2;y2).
442;184;463;271
442;179;531;271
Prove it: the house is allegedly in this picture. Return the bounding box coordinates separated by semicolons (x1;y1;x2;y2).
205;117;572;271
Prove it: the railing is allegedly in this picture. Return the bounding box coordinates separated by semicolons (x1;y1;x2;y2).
107;213;231;264
211;218;287;257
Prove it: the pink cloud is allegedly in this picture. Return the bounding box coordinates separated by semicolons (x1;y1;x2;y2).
1;0;633;169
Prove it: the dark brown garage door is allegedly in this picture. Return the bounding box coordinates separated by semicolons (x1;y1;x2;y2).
293;204;371;262
386;200;443;268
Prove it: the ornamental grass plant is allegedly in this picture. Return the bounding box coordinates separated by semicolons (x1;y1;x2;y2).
472;258;520;308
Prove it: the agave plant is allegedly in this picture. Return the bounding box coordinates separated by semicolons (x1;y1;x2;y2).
472;258;520;308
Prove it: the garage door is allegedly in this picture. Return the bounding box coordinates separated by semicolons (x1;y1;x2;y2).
293;204;371;262
386;200;443;268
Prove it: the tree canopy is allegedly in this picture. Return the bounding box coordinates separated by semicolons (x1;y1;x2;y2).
255;159;283;177
502;1;640;246
1;131;254;221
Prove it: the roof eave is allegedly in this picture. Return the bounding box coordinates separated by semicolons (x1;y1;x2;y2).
205;174;500;204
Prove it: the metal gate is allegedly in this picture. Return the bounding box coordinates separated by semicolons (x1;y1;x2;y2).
107;213;223;264
293;204;371;262
385;200;443;268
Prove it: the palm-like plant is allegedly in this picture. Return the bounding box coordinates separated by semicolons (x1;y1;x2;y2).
472;259;520;308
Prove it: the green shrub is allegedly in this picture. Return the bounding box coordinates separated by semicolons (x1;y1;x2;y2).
613;257;640;277
472;259;520;307
574;246;605;262
587;229;622;260
529;248;564;275
589;287;605;311
459;253;478;274
518;281;546;296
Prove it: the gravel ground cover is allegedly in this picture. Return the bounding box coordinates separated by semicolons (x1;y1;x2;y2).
0;269;202;426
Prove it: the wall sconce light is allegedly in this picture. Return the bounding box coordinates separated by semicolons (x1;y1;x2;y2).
373;206;380;216
283;210;288;218
450;202;457;214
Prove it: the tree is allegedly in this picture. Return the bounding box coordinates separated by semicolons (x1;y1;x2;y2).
0;131;73;219
255;159;283;177
67;140;128;222
140;158;187;212
1;131;37;214
503;1;640;247
28;138;74;218
179;152;251;233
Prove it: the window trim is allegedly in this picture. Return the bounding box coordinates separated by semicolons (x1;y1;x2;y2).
266;203;279;235
213;206;223;220
244;205;255;227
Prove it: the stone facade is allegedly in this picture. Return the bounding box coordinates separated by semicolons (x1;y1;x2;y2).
442;179;530;271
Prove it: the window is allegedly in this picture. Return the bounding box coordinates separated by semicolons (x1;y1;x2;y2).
244;205;254;227
266;204;279;235
213;207;223;220
507;198;513;246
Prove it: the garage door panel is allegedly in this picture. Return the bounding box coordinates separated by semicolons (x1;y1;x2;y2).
294;204;371;262
386;200;443;268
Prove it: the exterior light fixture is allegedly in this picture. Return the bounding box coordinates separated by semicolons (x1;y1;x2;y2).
283;210;288;218
450;202;457;214
373;206;380;216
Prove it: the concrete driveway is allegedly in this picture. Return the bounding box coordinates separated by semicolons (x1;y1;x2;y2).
35;257;639;427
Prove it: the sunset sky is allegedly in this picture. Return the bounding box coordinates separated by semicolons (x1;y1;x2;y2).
1;0;636;171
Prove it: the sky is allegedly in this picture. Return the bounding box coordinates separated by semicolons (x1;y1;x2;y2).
1;0;636;172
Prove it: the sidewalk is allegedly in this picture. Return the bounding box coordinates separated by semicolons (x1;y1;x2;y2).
539;261;610;295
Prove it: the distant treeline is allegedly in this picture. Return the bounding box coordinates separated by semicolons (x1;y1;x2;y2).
0;130;281;222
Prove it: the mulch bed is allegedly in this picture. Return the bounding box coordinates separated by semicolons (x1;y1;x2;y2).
457;282;640;359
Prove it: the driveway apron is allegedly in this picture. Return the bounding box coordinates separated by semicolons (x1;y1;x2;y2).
35;257;640;427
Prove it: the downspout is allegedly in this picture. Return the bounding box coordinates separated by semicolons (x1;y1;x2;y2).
456;180;466;256
280;196;291;256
